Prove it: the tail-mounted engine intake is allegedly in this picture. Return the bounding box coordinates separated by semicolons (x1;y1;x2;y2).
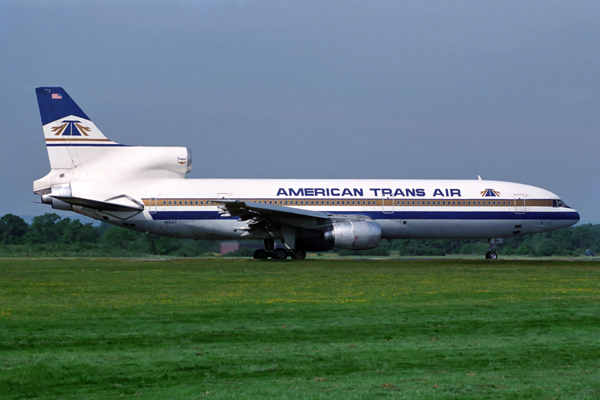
41;184;73;210
323;220;382;250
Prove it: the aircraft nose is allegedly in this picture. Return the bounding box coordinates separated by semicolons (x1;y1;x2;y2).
565;208;580;227
555;208;580;230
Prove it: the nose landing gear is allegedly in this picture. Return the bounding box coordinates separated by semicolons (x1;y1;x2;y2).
485;238;501;260
485;250;498;260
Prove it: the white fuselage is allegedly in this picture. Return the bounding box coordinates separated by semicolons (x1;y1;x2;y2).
72;178;579;242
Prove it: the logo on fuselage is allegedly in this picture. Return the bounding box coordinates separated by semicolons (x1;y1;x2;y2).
481;189;501;197
51;120;91;136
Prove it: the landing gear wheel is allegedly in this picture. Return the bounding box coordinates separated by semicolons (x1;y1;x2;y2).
272;248;288;260
294;250;307;260
254;249;268;260
485;238;500;260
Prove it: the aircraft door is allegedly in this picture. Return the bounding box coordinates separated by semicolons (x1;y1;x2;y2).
149;197;157;215
383;196;394;214
514;194;526;214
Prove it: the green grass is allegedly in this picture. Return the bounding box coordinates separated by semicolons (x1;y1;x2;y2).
1;259;600;399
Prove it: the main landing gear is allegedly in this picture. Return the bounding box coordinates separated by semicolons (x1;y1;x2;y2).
252;240;307;260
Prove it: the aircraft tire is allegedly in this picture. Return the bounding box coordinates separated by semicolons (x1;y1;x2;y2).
294;250;307;260
489;251;498;260
272;248;288;260
254;249;268;260
485;252;490;259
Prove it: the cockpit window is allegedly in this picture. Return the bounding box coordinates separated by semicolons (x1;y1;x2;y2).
554;199;570;208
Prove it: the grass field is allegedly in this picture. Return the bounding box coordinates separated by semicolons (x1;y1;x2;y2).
1;258;600;399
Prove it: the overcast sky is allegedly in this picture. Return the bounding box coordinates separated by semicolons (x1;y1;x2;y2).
1;0;598;222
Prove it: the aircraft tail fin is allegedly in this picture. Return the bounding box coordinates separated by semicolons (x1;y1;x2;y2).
35;87;121;169
34;87;191;199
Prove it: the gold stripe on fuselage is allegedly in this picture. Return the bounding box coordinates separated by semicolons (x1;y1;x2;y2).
45;138;113;142
141;198;552;208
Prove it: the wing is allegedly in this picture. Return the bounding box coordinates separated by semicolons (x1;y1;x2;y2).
216;199;379;250
216;200;331;229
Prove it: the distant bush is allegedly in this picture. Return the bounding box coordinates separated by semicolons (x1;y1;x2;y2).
337;247;390;256
225;247;255;257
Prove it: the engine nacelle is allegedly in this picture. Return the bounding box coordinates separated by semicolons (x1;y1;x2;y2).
323;220;382;250
99;146;192;179
41;184;73;211
295;229;335;252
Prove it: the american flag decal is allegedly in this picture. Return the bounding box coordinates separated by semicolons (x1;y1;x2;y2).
52;93;62;100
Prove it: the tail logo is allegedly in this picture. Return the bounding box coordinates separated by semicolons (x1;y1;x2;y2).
177;156;187;165
481;188;501;197
51;120;91;137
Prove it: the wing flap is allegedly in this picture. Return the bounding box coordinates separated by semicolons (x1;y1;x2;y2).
216;200;331;228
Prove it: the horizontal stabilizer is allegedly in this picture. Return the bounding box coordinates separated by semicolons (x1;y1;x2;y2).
52;196;144;212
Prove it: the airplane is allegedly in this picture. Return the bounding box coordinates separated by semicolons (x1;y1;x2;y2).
33;87;580;260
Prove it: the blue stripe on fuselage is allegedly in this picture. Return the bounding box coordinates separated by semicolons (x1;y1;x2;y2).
149;210;580;221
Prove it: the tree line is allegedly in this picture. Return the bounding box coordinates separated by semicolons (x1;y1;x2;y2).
0;213;598;257
0;213;219;257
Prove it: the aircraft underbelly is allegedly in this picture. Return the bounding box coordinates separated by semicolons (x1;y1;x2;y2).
378;218;538;239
